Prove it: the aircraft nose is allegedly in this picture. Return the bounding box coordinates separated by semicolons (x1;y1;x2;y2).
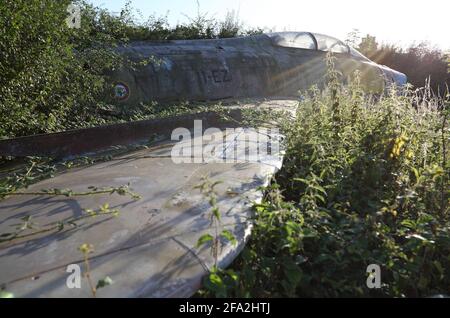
380;65;407;86
392;71;407;86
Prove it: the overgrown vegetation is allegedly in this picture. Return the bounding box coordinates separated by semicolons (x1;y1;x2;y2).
2;2;447;140
200;58;449;297
0;0;129;138
195;177;238;267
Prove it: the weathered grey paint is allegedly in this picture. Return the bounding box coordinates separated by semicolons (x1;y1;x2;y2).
109;32;406;104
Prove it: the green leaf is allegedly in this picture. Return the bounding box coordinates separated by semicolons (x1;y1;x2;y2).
96;276;113;290
221;230;237;246
212;180;223;188
212;207;221;221
209;272;223;286
293;178;309;184
196;234;214;247
310;184;327;195
401;219;416;229
225;269;238;281
100;203;109;212
204;271;227;298
412;167;420;182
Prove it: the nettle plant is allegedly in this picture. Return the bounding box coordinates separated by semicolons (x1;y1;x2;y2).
194;176;241;298
199;56;449;298
0;184;140;244
78;243;113;297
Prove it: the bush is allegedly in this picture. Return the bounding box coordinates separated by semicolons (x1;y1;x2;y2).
0;0;131;139
1;0;74;137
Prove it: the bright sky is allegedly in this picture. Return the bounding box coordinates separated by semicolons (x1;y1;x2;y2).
88;0;450;50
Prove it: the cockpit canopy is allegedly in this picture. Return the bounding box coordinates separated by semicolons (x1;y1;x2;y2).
267;32;316;50
267;32;370;61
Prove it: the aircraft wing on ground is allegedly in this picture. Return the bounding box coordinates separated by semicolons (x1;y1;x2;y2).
0;99;296;297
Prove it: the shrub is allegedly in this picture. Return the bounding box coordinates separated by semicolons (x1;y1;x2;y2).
0;0;131;138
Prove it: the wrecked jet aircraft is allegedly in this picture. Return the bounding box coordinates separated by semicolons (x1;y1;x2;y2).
110;31;407;103
0;32;408;298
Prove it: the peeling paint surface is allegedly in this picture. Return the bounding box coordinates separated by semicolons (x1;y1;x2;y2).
111;33;406;104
